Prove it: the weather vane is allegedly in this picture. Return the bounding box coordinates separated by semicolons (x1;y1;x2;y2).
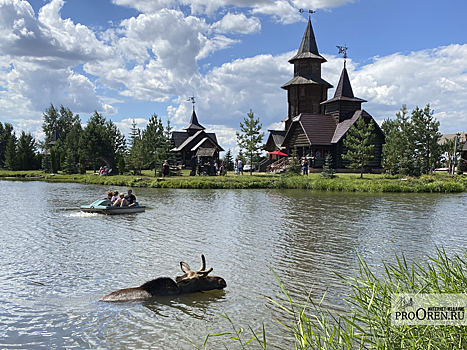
336;44;348;67
187;95;196;112
299;9;315;14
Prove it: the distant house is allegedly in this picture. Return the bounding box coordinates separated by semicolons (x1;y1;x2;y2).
171;109;224;168
440;132;467;171
264;18;385;170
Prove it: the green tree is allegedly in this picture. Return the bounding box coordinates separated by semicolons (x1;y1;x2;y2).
118;156;126;175
223;149;234;171
42;153;51;173
236;110;264;175
79;111;112;171
106;120;126;162
342;117;375;178
411;104;441;175
142;114;165;174
127;120;145;175
0;122;14;168
4;133;20;171
17;131;37;170
42;103;60;146
64;119;82;160
321;154;336;178
42;104;80;148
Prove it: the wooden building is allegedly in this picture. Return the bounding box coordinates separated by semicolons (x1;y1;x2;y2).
264;18;385;170
171;109;224;171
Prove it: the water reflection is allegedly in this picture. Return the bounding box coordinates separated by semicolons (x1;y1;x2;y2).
1;181;467;349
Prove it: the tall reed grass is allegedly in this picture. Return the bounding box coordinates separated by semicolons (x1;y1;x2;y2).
190;249;467;349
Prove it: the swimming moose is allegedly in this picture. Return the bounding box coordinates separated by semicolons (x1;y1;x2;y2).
100;254;227;302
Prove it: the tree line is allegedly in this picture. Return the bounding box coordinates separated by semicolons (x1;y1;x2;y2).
340;104;456;177
1;103;176;175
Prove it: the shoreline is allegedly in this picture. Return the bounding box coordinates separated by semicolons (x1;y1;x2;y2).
0;170;465;193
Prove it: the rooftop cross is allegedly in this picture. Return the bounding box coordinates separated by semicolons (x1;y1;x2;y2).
336;44;348;68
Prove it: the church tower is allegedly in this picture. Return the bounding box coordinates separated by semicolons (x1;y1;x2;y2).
321;63;366;123
281;18;332;131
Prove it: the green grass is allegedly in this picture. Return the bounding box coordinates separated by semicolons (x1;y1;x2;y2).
191;248;467;349
0;170;465;193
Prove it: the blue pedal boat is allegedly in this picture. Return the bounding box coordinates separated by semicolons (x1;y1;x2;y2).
80;199;146;214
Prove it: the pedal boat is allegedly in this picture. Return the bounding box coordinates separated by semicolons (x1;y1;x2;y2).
80;199;146;214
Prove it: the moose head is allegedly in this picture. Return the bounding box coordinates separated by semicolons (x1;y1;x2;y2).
175;254;226;294
100;254;226;302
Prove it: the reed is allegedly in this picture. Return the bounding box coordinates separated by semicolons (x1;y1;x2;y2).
191;248;467;349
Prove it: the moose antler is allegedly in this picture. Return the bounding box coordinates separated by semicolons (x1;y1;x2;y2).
177;254;213;282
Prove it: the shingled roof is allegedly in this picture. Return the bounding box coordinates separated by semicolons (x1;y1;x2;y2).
183;111;205;131
288;18;326;63
281;75;332;89
282;114;337;146
322;67;366;105
331;110;384;144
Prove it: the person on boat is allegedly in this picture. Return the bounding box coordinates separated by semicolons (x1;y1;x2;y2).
111;190;119;203
113;193;128;207
125;189;137;207
106;191;113;201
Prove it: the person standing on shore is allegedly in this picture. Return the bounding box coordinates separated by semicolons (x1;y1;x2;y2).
162;160;170;177
302;157;309;175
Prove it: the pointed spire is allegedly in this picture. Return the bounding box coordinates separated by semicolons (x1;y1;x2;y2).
334;67;354;99
322;64;366;105
183;110;205;131
289;18;326;63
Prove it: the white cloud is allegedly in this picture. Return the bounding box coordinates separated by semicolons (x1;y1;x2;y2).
349;45;467;130
211;13;261;34
111;0;355;24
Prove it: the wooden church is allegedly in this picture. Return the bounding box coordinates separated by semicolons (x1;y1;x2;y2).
171;104;224;170
264;18;385;170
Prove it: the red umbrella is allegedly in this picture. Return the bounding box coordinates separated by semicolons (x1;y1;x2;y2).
269;151;288;156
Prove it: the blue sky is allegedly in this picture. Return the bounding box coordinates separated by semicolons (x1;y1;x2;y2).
1;0;466;154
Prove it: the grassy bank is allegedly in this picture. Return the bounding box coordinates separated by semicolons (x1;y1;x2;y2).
0;170;465;193
192;249;467;349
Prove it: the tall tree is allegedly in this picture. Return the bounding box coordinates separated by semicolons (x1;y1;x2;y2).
42;103;60;146
17;131;37;170
128;127;145;175
342;117;375;178
79;111;112;171
0;122;14;167
142;114;165;174
106;120;126;162
236;109;264;175
411;104;441;174
65;119;82;163
223;149;234;171
4;133;20;171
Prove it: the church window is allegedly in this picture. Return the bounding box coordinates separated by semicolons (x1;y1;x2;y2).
300;88;305;97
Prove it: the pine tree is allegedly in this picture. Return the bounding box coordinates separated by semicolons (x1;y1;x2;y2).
223;149;234;171
321;154;336;178
411;104;441;175
42;153;51;173
236;110;264;175
0;122;14;168
143;114;165;174
17;131;37;170
62;150;78;174
4;134;20;171
79;111;112;171
342;117;375;178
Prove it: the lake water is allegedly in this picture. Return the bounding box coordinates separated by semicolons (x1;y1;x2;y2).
1;180;466;349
